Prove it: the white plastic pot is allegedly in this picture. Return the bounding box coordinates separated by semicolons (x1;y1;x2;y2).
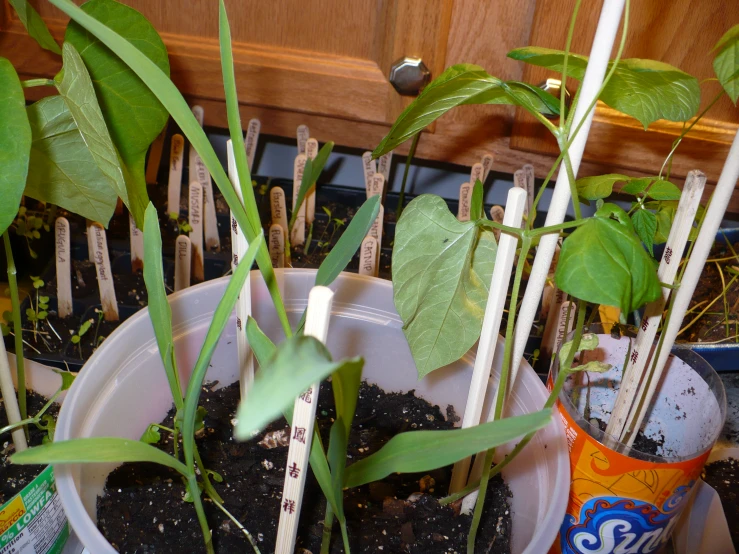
54;269;569;553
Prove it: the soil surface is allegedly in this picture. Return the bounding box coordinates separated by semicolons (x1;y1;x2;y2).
97;381;513;553
702;457;739;550
0;391;60;505
593;418;664;457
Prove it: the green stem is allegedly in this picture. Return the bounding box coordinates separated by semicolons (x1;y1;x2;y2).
560;0;583;129
321;503;335;554
0;387;63;437
559;141;582;220
397;133;420;220
208;493;261;554
3;232;26;421
22;78;56;88
187;475;214;554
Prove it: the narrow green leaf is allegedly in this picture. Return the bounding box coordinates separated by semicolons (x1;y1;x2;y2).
65;0;170;228
344;410;551;488
470;179;484;221
235;335;364;440
332;358;363;439
245;315;276;369
631;208;657;256
575;174;629;202
25;96;117;224
143;203;182;409
713;24;739;104
392;195;497;377
0;58;31;236
290;142;335;231
11;437;189;476
8;0;61;54
646;179;682;201
327;416;349;521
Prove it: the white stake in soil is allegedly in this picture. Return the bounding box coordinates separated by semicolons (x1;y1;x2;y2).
291;154;308;246
190;105;220;251
606;170;706;440
269;224;285;268
470;162;483;186
174;235;191;292
305;138;318;224
623;131;739;446
276;286;335;554
297;124;309;155
362;151;376;192
145;125;167;185
270;186;289;237
449;187;527;493
0;338;27;451
89;223;118;321
245;118;261;172
481;153;495;183
188;181;205;282
129;214;144;273
167;134;185;217
457;182;472;222
490;206;504;241
55;217;73;319
367;173;385;199
359;236;379;277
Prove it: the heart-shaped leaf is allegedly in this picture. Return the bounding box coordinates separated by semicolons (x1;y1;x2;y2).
392;195;497;377
713;24;739;104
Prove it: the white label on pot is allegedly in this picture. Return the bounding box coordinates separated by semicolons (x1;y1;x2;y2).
145;125;167;185
174;235;191;292
377;151;393;182
297;124;309;155
457;182;472;222
523;163;535;216
90;223;119;322
305;138;318;224
369;204;384;247
245;118;261;172
513;169;529;221
0;465;70;554
359;236;378;277
490;205;504;241
129;213;144;273
189;182;205;282
291;154;307;246
367;173;384;199
55;217;73;319
470;162;483;186
167;134;185;217
269;224;285;268
270;187;289;237
362;151;376;191
481;153;494;182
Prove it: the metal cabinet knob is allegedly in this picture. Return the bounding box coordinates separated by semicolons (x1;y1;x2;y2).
389;57;431;96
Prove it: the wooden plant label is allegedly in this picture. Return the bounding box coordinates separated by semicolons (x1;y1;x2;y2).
189;181;205;282
490;205;504;241
367;173;385;199
269;224;285;268
481;153;494;182
369;204;384;247
457;182;472;221
55;217;73;318
245;118;261;172
305;138;318;224
553;301;576;359
377;151;393;182
359;236;378;277
513;169;528;220
362;151;376;191
145;124;167;185
89;223;119;321
270;186;289;236
86;220;95;262
192;104;204;126
129;214;144;273
523;163;535;215
174;235;191;292
297;124;309;155
470;162;484;185
540;286;568;362
291;154;308;246
190;106;220;251
167;134;185;216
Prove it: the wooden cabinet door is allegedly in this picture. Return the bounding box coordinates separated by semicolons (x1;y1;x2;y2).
1;0;452;126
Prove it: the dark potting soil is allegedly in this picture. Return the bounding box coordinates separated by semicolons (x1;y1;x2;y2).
592;418;665;457
97;381;512;553
0;390;59;505
702;457;739;549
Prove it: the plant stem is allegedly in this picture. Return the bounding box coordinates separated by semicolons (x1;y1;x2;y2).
396;133;420;220
320;503;335;554
560;0;584;129
187;475;214;554
208;494;261;554
22;78;56;88
3;232;26;421
0;387;62;437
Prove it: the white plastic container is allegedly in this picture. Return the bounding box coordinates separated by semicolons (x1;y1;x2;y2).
54;269;569;554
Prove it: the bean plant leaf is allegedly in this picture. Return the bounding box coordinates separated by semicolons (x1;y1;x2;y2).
575;174;629;202
234;335;364;440
646;179;682;201
555;204;662;312
8;0;61;54
65;0;170;228
25;96;117;224
621;177;651;195
11;437;189;476
631;208;657;256
344;410;551;488
713;24;739;104
508;47;700;128
393;195;497;377
0;58;31;236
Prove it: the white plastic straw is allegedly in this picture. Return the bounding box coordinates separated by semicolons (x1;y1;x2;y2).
0;339;27;451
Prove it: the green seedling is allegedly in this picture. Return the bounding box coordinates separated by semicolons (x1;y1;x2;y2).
169;213;193;234
70;318;93;358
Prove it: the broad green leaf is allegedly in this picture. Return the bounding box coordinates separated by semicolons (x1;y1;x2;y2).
631;208;657;256
245;315;276;369
392;195;497;377
555;205;662;312
235;334;364;439
653;204;675;245
575;174;629;201
470;179;484;220
8;0;61;54
344;410;551;488
0;58;31;236
25;96;117;224
508;47;700;128
621;177;651;195
713;24;739;104
143;203;182;408
290;142;335;231
65;0;170;228
646;179;681;201
140;424;161;444
11;437;189;476
51;368;76;390
57;43;128;212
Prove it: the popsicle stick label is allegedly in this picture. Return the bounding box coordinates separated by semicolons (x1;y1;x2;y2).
245;118;261;172
129;214;144;273
89;223;118;321
305;138;318;224
481;153;494;182
270;187;289;236
86;220;95;262
377;151;393;182
359;236;378;277
362;151;376;191
167;134;185;216
189;182;204;282
553;301;576;358
269;224;285;268
490;205;504;241
470;162;483;186
457;182;472;221
190;105;220;251
55;217;72;318
291;154;307;246
513;170;529;220
367;173;385;199
523;164;535;215
541;286;568;361
297;124;309;155
369;204;384;245
192;105;204;126
174;235;191;292
145;125;167;185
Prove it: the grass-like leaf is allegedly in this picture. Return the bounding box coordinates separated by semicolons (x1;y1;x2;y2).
245;315;276;369
289;142;335;231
